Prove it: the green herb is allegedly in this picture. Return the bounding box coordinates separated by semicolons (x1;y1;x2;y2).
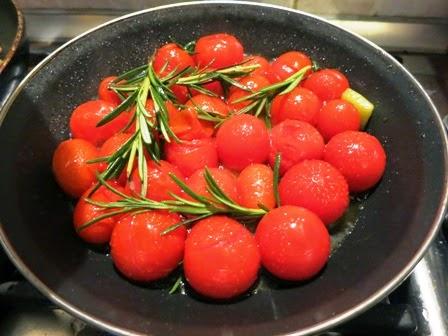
230;65;311;117
273;153;282;207
78;169;268;233
168;275;183;294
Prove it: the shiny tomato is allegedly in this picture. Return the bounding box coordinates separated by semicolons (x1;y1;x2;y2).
216;114;270;171
98;133;133;184
303;69;349;100
98;76;121;106
279;160;349;225
324;131;386;192
153;42;195;76
171;84;190;104
191;81;224;98
194;33;244;69
243;55;271;78
168;106;212;140
52;139;99;197
126;160;185;201
111;211;186;282
237;164;275;209
269;120;324;174
255;205;330;281
186;167;238;202
184;216;260;299
164;138;218;177
70;100;129;146
270;87;321;125
268;51;312;83
227;74;271;111
316;99;361;141
186;94;231;133
73;181;125;244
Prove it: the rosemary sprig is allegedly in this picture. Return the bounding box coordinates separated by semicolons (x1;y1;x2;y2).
78;169;268;234
273;153;282;207
231;65;312;117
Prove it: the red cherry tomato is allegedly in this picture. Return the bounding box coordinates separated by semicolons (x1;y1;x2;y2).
184;216;260;299
227;74;271;111
111;211;186;282
164;138;218;177
70;100;130;146
279;160;349;225
52;139;99;197
98;133;133;184
187;167;238;202
216;114;270;171
73;181;126;244
324;131;386;192
168;106;212;140
270;87;321;125
153;42;195;76
126;160;185;201
268;51;312;83
194;33;244;69
255;205;330;281
98;76;121;106
191;81;224;98
243;55;271;78
237;164;275;209
269;120;324;174
316;99;361;142
186;94;231;134
303;69;349;101
171;84;190;104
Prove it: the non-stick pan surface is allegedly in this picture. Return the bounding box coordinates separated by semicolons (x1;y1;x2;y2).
0;2;446;336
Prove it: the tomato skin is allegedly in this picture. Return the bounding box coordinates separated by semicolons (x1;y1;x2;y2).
269;120;324;174
194;33;244;69
153;43;195;76
268;51;312;83
168;106;212;140
279;160;349;225
171;84;190;104
98;133;132;170
303;69;349;101
191;81;224;97
52;139;99;197
237;164;275;209
243;55;271;78
255;205;330;281
126;160;185;201
227;74;271;111
316;99;361;142
324;131;386;192
73;181;125;244
184;216;260;299
164;138;218;177
70;100;129;146
111;211;186;282
98;76;121;106
271;87;321;125
187;167;238;202
186;94;231;134
216;114;270;171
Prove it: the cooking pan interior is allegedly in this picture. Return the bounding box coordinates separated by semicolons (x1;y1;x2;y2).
0;3;446;336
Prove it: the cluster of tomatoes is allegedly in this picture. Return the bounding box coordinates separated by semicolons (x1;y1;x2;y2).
52;33;386;300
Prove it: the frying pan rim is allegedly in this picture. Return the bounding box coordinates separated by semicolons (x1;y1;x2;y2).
0;0;25;74
0;1;447;336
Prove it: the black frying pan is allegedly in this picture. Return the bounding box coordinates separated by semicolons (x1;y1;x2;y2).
0;0;23;74
0;2;447;336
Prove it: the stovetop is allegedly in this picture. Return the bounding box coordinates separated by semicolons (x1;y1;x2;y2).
0;28;447;336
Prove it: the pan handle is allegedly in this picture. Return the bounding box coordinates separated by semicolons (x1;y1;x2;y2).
0;53;27;111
